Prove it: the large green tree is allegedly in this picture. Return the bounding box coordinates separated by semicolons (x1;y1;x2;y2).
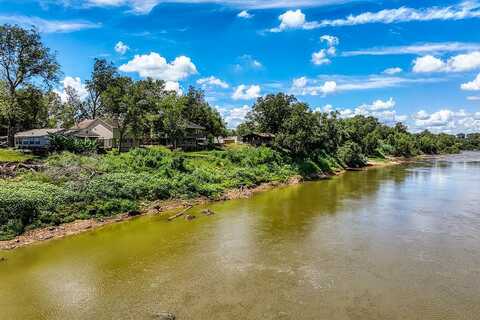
0;25;60;146
85;58;117;119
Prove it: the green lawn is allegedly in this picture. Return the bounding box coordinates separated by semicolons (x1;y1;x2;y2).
0;149;32;163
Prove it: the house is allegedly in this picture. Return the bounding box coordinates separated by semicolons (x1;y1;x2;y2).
14;128;65;150
242;133;275;147
219;136;240;145
67;118;115;149
14;118;115;150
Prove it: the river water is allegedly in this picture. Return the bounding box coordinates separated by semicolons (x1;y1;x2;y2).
1;152;480;320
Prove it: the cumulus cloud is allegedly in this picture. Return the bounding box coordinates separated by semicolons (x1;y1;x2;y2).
412;55;446;73
114;41;129;55
322;98;406;125
342;42;480;57
292;77;337;96
164;81;183;95
411;109;480;133
413;51;480;73
312;35;339;65
232;85;261;100
197;76;229;89
312;50;331;65
320;35;339;47
383;67;403;75
54;76;89;102
216;105;250;128
467;96;480;100
119;52;198;81
269;9;319;32
237;10;253;19
0;15;100;33
234;54;263;71
461;74;480;90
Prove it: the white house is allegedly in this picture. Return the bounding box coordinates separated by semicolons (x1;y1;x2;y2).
14;118;116;150
14;128;65;149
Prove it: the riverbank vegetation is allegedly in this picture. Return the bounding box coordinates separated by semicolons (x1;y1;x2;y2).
1;24;480;240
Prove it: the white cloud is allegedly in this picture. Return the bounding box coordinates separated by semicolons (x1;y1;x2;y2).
467;96;480;100
412;55;446;73
292;77;336;96
291;75;443;96
461;74;480;91
232;85;261;100
0;15;100;33
235;54;263;71
237;10;253;19
343;42;480;57
363;97;396;111
197;76;229;89
317;1;480;28
312;34;339;65
312;50;331;65
411;108;480;133
164;81;183;95
119;52;197;81
54;76;89;102
383;67;403;75
325;98;405;125
448;51;480;72
413;51;480;73
217;105;250;128
320;35;339;47
269;9;319;32
114;41;129;55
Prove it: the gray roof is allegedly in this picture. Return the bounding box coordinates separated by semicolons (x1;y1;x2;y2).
186;121;206;130
15;128;64;138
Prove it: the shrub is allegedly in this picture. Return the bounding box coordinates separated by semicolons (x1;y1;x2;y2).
49;133;98;154
337;142;368;168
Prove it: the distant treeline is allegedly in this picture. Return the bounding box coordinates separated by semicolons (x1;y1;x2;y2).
235;93;480;167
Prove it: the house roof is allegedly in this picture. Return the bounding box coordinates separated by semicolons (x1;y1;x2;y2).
15;128;64;138
243;132;275;138
74;118;115;130
186;121;206;130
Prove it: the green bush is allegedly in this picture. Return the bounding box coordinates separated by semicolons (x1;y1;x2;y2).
49;133;98;154
337;142;368;168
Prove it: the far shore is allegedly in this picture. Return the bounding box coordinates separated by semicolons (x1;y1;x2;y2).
0;157;412;251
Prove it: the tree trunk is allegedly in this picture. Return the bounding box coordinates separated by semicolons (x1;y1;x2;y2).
7;126;15;148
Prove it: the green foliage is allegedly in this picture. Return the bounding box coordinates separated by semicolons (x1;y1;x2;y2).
49;133;98;154
336;142;368;168
0;149;32;163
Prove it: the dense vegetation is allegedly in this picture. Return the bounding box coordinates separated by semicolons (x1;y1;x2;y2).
0;146;342;240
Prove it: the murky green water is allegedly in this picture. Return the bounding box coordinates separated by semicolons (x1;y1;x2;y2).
1;152;480;320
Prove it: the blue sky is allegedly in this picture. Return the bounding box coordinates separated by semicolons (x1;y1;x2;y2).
1;0;480;132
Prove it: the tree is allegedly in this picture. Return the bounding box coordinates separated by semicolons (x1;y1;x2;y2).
85;58;117;119
159;94;188;149
0;25;60;146
16;85;49;130
102;76;133;151
182;87;226;139
246;93;297;134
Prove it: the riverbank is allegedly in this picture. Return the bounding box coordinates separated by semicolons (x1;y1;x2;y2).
0;155;406;250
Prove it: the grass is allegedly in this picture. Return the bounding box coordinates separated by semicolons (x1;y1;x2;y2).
0;149;33;163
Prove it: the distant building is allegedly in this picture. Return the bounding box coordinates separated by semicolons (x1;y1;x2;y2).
66;118;115;149
242;133;275;147
14;128;65;150
219;136;241;145
14;118;115;150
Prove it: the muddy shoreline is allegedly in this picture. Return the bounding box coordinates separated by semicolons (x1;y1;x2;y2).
0;158;409;250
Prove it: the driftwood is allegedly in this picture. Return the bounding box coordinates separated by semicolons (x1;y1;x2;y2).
168;206;193;221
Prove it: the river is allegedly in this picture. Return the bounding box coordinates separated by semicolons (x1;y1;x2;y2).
1;152;480;319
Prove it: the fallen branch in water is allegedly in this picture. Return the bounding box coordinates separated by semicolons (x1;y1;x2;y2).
168;206;193;221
